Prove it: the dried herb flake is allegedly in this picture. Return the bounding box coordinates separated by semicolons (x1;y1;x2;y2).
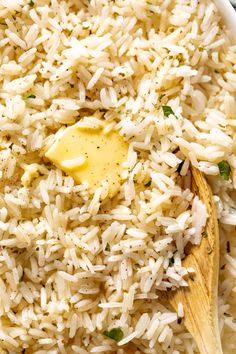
102;328;124;342
218;160;231;181
26;94;36;99
162;105;178;119
105;243;110;252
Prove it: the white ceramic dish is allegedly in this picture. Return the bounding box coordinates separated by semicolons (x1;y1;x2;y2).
214;0;236;40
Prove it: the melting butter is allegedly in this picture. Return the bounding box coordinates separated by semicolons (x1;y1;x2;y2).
45;121;128;197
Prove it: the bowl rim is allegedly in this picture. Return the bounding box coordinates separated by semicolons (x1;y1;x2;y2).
214;0;236;41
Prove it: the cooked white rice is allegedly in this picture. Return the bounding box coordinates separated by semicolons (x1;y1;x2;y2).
0;0;235;353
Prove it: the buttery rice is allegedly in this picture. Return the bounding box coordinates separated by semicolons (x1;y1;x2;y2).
0;0;236;353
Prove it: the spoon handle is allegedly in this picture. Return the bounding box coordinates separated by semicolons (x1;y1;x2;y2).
167;253;223;354
190;168;223;354
196;329;223;354
165;168;223;354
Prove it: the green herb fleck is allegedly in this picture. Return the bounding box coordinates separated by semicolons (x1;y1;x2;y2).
103;328;124;342
29;0;35;6
198;46;204;52
26;94;36;99
169;256;174;266
145;180;151;187
105;243;110;252
218;160;231;181
162;105;178;119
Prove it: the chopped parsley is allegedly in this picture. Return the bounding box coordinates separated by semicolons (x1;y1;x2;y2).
162;105;178;119
27;94;36;99
105;243;110;252
29;0;35;6
218;160;231;181
169;256;174;266
145;179;152;187
103;328;124;342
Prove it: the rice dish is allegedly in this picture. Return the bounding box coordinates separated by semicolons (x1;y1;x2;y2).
0;0;236;353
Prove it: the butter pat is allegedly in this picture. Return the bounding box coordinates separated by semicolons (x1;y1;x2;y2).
45;121;128;197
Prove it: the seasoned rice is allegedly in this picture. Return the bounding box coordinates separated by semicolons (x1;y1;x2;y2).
0;0;235;353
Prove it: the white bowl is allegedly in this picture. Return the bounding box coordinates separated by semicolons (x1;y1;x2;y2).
214;0;236;40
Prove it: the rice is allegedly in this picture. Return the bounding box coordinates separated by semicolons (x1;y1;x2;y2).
0;0;235;353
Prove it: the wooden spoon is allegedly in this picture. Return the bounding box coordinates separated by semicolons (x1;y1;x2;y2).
164;167;222;354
